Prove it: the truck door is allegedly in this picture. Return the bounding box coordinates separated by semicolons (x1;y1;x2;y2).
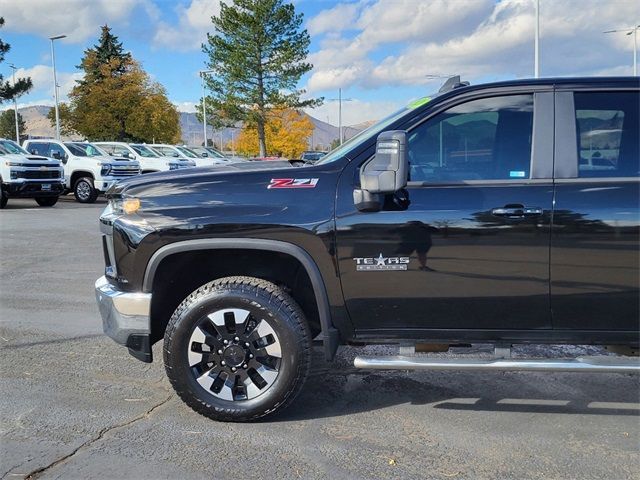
335;90;555;334
551;88;639;331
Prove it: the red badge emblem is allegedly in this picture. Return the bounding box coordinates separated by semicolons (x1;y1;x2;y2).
268;178;319;189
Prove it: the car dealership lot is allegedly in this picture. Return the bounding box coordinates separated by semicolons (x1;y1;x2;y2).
1;198;638;479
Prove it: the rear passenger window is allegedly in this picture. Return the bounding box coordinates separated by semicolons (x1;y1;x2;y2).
407;95;534;182
575;92;639;178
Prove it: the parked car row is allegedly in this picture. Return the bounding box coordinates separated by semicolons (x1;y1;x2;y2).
0;139;243;208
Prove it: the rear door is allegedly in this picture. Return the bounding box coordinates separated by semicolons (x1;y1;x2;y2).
551;86;640;331
335;88;555;334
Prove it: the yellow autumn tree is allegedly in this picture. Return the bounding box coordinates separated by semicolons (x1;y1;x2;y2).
235;108;313;158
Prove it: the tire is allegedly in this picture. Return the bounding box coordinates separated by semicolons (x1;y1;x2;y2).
73;177;98;203
163;276;312;422
35;196;59;207
0;184;7;209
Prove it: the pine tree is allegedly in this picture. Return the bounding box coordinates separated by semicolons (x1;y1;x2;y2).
78;25;132;84
57;25;180;143
0;17;32;103
0;109;26;139
203;0;321;157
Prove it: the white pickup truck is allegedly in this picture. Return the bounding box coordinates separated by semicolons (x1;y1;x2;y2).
23;139;140;203
0;138;64;208
95;142;195;173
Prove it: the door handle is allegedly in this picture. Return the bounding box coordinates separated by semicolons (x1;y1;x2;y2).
491;205;543;218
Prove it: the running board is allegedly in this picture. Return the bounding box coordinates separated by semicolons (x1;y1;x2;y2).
353;355;640;373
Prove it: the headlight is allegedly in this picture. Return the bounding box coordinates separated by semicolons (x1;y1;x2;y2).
5;161;23;166
100;163;112;176
109;196;141;215
168;163;179;170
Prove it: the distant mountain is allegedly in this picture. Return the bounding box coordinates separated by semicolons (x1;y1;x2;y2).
15;105;370;149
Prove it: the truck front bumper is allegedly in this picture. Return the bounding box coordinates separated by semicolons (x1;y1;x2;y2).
95;276;153;362
3;181;64;198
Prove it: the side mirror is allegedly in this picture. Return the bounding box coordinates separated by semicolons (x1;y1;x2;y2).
51;151;61;160
201;152;208;157
354;130;408;211
173;152;180;157
121;151;131;159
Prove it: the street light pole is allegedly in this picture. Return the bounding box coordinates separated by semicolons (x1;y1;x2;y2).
534;0;540;78
8;64;19;142
49;34;66;140
604;25;640;76
199;69;215;146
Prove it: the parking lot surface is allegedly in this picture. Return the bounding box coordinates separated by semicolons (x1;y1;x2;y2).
1;197;639;479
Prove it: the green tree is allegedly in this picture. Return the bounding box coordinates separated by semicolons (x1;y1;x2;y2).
0;109;25;139
55;25;180;143
0;17;32;102
203;0;321;157
78;24;132;85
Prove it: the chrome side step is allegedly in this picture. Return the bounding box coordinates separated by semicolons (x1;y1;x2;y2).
353;355;640;373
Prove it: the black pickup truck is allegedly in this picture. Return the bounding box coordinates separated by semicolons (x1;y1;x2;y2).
96;77;639;421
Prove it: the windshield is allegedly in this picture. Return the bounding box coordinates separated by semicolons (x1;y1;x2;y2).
0;139;29;155
177;146;198;158
65;142;104;157
205;147;225;158
131;144;158;157
316;96;433;165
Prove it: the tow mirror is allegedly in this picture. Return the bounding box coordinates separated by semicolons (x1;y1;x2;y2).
354;130;408;211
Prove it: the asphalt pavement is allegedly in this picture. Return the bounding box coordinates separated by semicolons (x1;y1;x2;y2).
1;196;639;479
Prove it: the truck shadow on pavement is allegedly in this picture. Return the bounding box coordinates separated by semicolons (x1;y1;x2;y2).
277;360;640;422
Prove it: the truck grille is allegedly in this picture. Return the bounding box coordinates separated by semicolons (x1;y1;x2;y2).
16;170;61;179
111;166;140;177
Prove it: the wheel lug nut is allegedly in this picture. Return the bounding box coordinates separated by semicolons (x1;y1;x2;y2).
221;361;226;366
231;367;237;372
242;363;247;369
234;337;240;341
245;342;250;347
223;339;228;345
217;349;223;355
249;354;254;359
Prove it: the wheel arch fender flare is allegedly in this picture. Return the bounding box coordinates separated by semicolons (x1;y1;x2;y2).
143;238;340;360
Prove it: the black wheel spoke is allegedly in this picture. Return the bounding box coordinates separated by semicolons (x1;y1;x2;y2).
189;308;281;401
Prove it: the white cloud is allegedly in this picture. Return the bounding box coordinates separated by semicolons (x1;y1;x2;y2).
14;65;83;103
173;101;197;113
153;0;222;51
305;0;640;92
306;2;362;35
0;0;147;43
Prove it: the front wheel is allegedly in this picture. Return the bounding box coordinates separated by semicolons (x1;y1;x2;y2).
73;177;98;203
163;276;312;422
35;196;59;207
0;184;7;209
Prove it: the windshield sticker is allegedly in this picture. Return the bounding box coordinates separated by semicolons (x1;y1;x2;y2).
407;96;431;109
268;178;319;189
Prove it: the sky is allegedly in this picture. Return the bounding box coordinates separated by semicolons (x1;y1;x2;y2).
0;0;638;126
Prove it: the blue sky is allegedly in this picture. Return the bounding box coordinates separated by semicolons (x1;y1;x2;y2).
1;0;638;125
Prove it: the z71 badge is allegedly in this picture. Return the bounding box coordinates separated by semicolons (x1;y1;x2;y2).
268;178;319;189
353;254;410;271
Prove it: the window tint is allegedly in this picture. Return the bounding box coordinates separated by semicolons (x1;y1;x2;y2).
408;95;534;182
575;92;639;178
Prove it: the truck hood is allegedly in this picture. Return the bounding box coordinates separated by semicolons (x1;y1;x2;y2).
110;160;297;194
1;153;61;166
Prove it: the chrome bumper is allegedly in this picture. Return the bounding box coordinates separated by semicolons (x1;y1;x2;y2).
95;276;151;345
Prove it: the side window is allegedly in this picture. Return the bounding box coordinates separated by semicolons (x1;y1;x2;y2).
114;146;129;156
408;95;534;182
49;144;66;159
575;92;639;178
